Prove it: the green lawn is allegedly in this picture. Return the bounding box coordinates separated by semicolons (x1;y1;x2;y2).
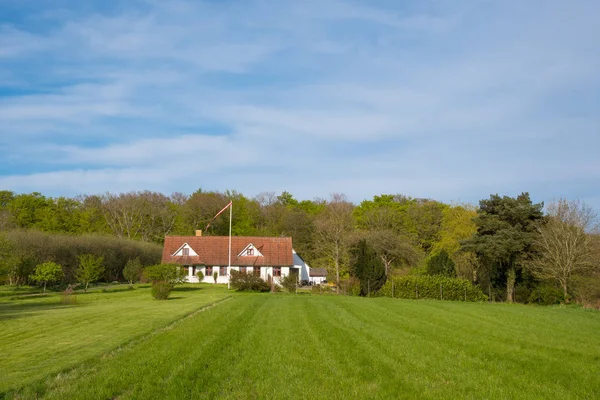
0;284;230;393
2;291;600;399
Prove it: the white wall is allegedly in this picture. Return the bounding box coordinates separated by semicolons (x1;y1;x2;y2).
182;265;299;285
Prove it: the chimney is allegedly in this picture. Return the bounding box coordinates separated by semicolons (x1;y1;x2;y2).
195;230;202;237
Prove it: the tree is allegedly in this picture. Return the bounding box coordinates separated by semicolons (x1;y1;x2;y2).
144;263;186;299
526;199;599;301
462;193;544;302
314;194;355;293
350;239;386;296
75;254;105;292
123;257;143;285
30;262;63;293
426;250;456;277
366;229;423;276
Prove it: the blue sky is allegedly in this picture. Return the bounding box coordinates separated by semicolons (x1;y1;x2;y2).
1;0;599;209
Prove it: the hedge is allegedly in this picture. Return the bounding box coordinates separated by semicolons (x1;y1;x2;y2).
379;275;487;302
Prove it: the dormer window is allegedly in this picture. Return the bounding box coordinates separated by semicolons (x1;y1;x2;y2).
182;247;189;256
238;243;262;258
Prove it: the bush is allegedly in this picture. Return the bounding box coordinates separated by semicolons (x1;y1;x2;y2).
229;270;270;292
379;275;487;302
196;270;204;282
144;263;186;284
0;230;162;285
527;284;565;305
279;274;298;293
151;281;173;300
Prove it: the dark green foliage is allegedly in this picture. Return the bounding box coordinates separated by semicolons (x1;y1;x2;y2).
350;239;386;296
279;273;298;293
426;250;456;277
229;270;270;292
528;284;565;305
462;193;544;302
151;281;173;300
0;230;162;285
379;275;488;301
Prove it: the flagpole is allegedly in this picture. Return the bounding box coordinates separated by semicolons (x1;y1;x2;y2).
228;201;232;290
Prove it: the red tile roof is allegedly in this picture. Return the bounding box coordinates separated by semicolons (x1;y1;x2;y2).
162;236;294;266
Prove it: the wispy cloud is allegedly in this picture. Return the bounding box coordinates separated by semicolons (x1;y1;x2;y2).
0;0;599;209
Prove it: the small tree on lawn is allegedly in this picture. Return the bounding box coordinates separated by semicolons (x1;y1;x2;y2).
213;271;218;284
76;254;105;293
30;261;63;294
123;257;143;286
144;263;186;300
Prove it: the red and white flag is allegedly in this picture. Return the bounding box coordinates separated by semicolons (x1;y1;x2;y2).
205;201;232;230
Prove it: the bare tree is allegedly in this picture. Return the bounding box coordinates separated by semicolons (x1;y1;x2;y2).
527;199;599;300
100;192;145;239
314;194;354;293
367;229;423;276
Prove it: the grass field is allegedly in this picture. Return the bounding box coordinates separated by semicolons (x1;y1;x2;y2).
0;284;230;393
2;289;600;399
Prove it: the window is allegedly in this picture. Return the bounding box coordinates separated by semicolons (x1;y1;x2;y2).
273;267;281;277
220;266;227;276
253;266;261;276
246;248;254;256
239;266;247;274
205;266;213;276
182;247;189;256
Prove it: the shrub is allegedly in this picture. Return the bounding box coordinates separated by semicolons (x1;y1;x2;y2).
379;275;487;302
196;270;204;282
229;270;269;292
279;274;298;293
144;263;186;300
527;284;565;305
213;271;218;283
151;281;173;300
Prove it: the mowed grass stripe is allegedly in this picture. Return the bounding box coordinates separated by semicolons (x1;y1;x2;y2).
0;284;230;392
5;294;600;399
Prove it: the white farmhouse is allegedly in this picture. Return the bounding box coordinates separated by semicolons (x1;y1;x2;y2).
162;232;312;284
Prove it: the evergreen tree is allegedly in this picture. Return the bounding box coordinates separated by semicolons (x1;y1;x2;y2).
350;239;386;296
426;250;456;277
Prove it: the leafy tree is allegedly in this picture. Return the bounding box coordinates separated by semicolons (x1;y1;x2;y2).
75;254;105;292
350;239;386;296
123;257;143;285
314;194;355;293
426;250;456;277
30;261;63;293
462;193;544;302
526;199;599;301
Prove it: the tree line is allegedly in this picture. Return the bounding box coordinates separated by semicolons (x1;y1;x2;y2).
0;189;598;306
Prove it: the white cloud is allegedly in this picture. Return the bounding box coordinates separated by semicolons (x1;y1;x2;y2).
0;0;599;209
